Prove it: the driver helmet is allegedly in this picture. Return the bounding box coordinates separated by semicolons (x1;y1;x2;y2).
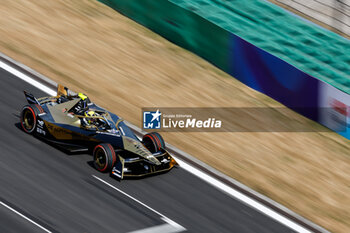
84;110;97;124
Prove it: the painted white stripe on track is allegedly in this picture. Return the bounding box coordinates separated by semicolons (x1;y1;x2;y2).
0;61;56;96
0;201;52;233
175;157;310;232
92;175;167;218
128;222;184;233
0;60;312;233
93;175;186;233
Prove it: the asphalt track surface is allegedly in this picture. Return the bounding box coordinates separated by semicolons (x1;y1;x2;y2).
0;68;296;233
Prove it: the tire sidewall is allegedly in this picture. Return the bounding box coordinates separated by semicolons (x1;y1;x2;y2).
142;132;165;153
93;144;116;172
152;132;165;149
20;106;37;134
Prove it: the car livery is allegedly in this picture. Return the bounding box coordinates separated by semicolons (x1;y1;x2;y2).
20;85;178;179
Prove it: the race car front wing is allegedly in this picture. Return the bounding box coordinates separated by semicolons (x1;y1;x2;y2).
111;150;177;179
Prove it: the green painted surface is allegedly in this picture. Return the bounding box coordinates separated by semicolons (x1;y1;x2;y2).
99;0;350;94
99;0;230;71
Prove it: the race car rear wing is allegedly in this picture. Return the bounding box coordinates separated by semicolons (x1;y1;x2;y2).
24;84;69;104
24;91;40;105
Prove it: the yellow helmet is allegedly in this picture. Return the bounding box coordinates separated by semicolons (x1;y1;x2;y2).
84;110;97;124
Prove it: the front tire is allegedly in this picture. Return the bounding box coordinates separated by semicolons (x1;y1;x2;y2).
20;104;43;134
142;132;165;153
93;143;116;172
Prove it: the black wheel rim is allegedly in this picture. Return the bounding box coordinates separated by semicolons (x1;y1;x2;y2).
23;109;35;131
94;148;107;170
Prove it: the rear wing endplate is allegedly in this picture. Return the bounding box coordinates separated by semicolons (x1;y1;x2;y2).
24;91;40;105
57;84;68;96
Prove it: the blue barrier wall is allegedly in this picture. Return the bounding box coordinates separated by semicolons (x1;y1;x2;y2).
228;34;320;121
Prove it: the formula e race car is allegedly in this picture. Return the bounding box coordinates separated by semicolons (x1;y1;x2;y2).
20;85;178;179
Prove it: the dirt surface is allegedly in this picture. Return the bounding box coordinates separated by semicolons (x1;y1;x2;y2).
0;1;349;232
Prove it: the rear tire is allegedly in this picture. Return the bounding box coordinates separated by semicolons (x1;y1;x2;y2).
142;132;165;153
20;104;43;134
93;143;116;172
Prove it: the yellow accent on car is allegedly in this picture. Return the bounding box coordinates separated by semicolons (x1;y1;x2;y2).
78;92;87;100
85;111;95;117
115;118;124;128
57;84;67;96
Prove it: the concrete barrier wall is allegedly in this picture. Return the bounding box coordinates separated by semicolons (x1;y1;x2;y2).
99;0;350;139
275;0;350;36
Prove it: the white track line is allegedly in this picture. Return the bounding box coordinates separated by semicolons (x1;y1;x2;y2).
93;175;186;233
93;175;167;218
0;201;51;233
0;60;312;233
128;220;184;233
175;157;310;232
0;61;56;96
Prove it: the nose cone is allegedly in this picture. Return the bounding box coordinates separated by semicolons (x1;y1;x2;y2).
122;136;161;165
